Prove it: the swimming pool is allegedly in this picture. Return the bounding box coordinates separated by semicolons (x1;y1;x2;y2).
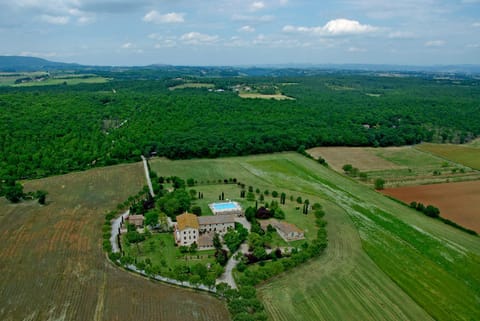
211;202;240;211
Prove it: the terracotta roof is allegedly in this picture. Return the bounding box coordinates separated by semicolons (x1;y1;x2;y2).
176;213;199;230
128;215;144;224
198;215;236;225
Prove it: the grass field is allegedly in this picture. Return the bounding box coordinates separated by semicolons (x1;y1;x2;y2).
308;146;480;187
14;76;109;87
169;83;215;90
417;143;480;170
238;92;295;100
0;163;229;321
150;153;480;321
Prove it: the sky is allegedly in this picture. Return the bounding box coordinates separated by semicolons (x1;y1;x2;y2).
0;0;479;66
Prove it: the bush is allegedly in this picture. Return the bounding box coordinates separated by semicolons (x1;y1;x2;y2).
374;178;385;190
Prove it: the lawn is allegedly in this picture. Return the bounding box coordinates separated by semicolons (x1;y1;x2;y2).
122;232;217;270
151;153;480;321
417;143;480;170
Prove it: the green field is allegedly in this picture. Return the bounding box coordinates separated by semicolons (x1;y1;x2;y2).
14;76;109;87
150;153;480;321
417;143;480;170
310;146;480;187
169;83;215;90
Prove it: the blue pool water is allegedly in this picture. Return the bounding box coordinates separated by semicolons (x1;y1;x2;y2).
212;202;239;211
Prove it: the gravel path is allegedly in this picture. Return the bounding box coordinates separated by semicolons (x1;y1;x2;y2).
110;210;129;253
141;155;155;197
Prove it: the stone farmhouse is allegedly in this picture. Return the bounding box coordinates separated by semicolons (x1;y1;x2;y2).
128;214;145;228
260;219;305;242
174;213;236;249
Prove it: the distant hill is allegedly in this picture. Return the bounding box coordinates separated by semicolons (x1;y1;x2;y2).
0;56;82;72
1;55;479;76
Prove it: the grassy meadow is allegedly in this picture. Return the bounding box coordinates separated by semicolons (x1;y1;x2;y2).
150;153;480;321
417;143;480;170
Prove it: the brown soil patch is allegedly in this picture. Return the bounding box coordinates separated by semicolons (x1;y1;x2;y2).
0;163;229;321
382;180;480;232
307;147;401;172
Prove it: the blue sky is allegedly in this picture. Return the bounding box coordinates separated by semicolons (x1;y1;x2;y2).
0;0;479;66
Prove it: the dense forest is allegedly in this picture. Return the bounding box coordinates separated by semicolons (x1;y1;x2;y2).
1;73;479;185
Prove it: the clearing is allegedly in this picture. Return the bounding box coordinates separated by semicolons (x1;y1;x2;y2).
168;83;215;90
417;143;480;170
382;180;480;233
0;162;229;321
238;93;295;100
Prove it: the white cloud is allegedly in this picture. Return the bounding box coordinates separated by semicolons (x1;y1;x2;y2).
466;43;479;48
283;19;378;36
143;11;184;24
121;42;134;49
425;40;445;47
473;22;480;27
232;14;274;23
348;47;367;52
19;51;57;58
77;15;94;24
323;19;377;35
154;39;176;48
250;1;265;11
180;32;219;45
388;31;416;39
239;25;255;32
40;14;70;25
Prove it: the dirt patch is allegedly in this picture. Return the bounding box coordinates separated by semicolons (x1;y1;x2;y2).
307;147;402;172
382;180;480;232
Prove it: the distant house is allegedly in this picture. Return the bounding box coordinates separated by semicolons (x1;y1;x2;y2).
260;219;305;242
174;212;236;248
174;213;199;247
128;215;145;228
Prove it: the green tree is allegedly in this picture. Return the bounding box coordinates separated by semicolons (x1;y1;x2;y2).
145;210;159;227
187;178;195;187
35;190;48;205
342;164;353;173
191;205;202;215
213;233;222;250
374;178;385;190
4;182;24;203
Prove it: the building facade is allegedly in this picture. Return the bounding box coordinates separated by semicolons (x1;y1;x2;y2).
174;213;236;248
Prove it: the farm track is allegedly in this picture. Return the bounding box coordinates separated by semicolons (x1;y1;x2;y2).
0;163;230;321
